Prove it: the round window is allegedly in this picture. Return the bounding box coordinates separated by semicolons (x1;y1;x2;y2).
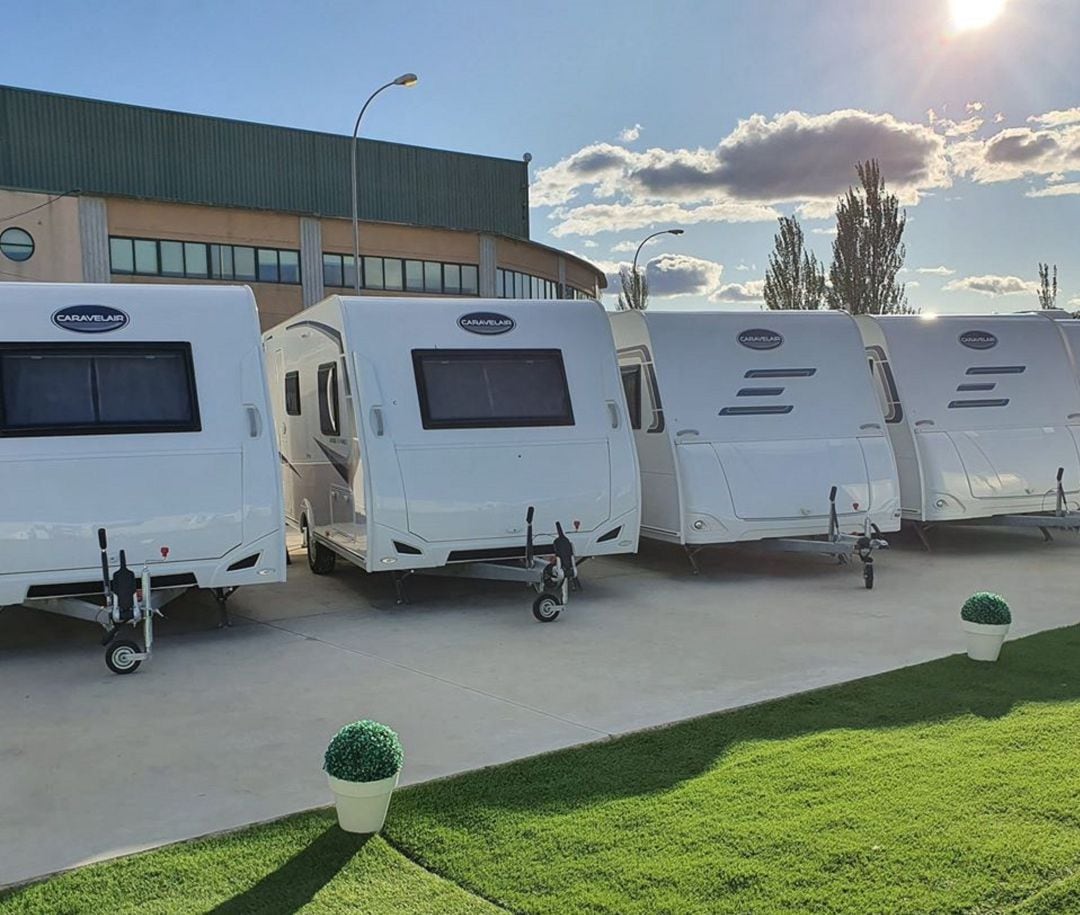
0;227;35;263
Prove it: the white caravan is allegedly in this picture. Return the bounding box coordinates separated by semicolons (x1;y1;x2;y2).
856;313;1080;542
0;283;286;672
263;296;640;620
611;310;898;586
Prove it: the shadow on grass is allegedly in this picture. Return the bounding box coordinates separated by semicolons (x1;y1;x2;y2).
207;826;369;915
391;623;1080;820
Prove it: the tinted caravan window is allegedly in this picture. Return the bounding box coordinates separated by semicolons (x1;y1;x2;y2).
412;349;574;429
284;371;301;416
317;362;340;436
620;364;642;430
0;342;199;437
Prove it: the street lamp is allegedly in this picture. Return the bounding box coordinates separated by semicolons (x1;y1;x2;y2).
630;228;684;309
351;72;418;293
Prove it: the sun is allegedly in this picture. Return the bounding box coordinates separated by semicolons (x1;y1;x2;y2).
949;0;1007;31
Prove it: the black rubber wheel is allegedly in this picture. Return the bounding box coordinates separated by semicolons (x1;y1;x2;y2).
305;518;336;574
532;593;562;623
105;639;142;675
863;563;874;590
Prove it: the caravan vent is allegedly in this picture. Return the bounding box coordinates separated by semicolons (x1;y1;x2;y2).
597;526;622;543
948;399;1010;409
736;387;784;397
744;368;816;379
965;366;1025;375
393;541;423;555
957;383;996;392
719;405;794;416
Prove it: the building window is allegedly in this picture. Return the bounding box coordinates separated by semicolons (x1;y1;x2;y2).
0;227;35;262
321;253;480;296
495;267;567;300
108;237;300;285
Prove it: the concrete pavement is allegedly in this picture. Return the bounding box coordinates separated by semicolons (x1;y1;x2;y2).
2;525;1078;887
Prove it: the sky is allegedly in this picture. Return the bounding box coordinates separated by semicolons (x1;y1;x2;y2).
2;0;1078;313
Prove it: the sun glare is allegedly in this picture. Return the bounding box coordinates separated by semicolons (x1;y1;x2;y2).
949;0;1007;31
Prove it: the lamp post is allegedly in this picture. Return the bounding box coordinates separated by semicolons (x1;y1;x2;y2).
351;73;418;293
630;228;684;309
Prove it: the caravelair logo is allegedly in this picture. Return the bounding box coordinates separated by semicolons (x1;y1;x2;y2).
51;305;130;334
737;328;783;350
958;330;997;350
458;312;515;335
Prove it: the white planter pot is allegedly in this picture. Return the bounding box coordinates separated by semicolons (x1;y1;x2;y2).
963;621;1009;662
327;771;399;833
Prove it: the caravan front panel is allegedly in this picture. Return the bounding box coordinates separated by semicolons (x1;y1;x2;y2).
0;283;285;607
612;310;900;545
856;314;1080;522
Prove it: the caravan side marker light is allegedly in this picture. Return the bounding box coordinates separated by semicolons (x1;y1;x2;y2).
160;547;170;559
573;520;581;531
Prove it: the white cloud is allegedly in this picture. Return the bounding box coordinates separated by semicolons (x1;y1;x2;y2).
811;225;837;236
994;112;1005;123
618;123;643;142
531;108;950;237
582;239;598;248
1028;108;1080;127
1025;181;1080;198
943;275;1039;296
967;102;984;113
710;280;765;303
646;254;725;298
906;280;921;288
916;265;956;276
547;200;779;237
610;240;638;253
735;263;751;271
951;124;1080;183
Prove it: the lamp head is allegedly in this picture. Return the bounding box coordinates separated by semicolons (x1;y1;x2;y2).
394;73;419;87
669;229;685;236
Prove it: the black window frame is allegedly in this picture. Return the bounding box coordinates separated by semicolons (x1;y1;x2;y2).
0;341;201;438
412;348;575;430
620;364;643;430
317;362;340;436
107;237;300;285
284;370;301;416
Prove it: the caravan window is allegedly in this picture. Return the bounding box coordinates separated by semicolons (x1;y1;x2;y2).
317;362;340;436
0;342;200;437
412;349;574;430
620;365;642;430
284;371;301;416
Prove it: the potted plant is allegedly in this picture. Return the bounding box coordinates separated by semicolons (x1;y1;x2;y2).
324;720;404;833
961;592;1011;662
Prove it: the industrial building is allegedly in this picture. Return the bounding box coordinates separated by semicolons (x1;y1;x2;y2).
0;85;604;328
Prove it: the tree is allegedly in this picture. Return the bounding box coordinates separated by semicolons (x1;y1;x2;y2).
1037;263;1058;309
763;215;827;310
617;265;648;310
827;160;911;314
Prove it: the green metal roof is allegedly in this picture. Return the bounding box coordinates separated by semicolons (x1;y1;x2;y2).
0;85;530;238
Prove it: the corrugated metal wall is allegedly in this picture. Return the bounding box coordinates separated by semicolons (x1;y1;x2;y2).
0;85;530;238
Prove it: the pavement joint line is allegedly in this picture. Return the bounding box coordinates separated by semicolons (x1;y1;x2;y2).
251;617;613;739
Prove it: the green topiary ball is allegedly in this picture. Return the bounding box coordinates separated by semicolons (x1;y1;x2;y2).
324;720;403;783
961;592;1012;626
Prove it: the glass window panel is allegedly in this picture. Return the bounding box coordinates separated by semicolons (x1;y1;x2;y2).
383;258;403;290
134;239;158;275
424;261;441;292
257;249;279;283
342;255;357;291
1;353;96;427
96;352;194;425
443;263;461;294
413;349;574;429
513;272;523;298
184;242;208;278
496;268;506;297
323;254;343;288
364;256;384;289
159;241;184;277
461;264;479;295
405;260;424;291
109;238;134;274
278;250;300;284
233;246;256;281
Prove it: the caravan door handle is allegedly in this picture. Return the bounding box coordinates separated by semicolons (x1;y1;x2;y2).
860;422;881;431
1068;413;1080;420
606;400;620;429
244;405;262;438
370;406;385;437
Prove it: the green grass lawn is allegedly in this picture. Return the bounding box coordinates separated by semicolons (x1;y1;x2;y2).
4;625;1080;915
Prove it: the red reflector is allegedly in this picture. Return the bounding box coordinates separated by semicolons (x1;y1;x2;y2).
573;520;581;531
161;547;170;559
